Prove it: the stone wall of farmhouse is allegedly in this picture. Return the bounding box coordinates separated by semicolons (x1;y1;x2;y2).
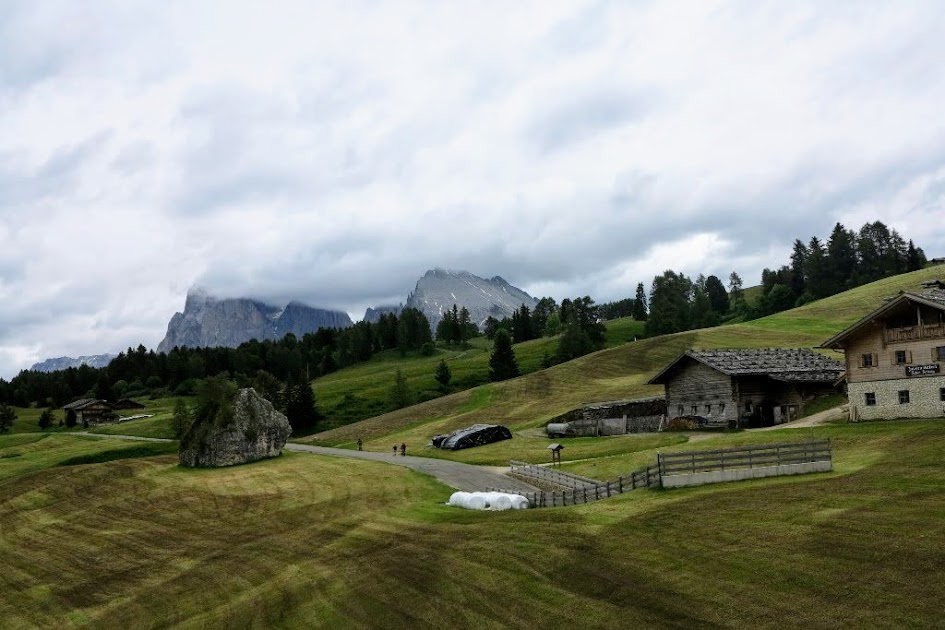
848;376;945;421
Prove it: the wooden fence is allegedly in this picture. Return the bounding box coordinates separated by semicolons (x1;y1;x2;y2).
489;463;660;508
657;439;831;477
508;460;600;489
491;439;832;508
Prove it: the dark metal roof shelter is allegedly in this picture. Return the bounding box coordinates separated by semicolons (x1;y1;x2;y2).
648;348;844;385
432;424;513;451
62;399;113;410
821;281;945;349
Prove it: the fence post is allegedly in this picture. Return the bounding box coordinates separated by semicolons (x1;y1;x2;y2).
619;476;624;493
606;481;611;497
691;452;696;474
594;485;599;500
583;487;588;503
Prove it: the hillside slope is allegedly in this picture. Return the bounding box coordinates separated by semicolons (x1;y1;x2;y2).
312;265;945;448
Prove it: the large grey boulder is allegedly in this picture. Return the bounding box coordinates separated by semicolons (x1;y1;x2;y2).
179;388;292;467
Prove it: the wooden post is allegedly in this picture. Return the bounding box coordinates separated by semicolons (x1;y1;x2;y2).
594;485;599;500
583;487;588;503
619;476;624;493
606;481;611;497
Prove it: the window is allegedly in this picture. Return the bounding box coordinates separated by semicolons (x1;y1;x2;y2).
936;346;945;362
677;405;684;415
861;353;874;367
719;403;726;414
864;392;876;406
691;405;697;415
704;404;712;414
745;401;752;412
898;390;910;404
940;388;945;402
895;350;907;365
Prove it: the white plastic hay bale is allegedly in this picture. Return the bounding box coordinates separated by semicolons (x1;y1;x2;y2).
492;495;513;511
466;494;487;510
448;492;470;507
511;495;530;510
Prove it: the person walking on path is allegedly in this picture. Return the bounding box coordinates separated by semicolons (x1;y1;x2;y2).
400;442;406;457
392;445;398;456
357;438;363;451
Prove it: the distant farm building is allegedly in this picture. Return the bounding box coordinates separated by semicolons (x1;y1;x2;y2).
546;398;667;437
648;348;844;428
62;399;118;426
822;279;945;421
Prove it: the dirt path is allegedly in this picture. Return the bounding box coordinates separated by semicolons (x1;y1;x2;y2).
751;405;846;431
67;432;538;493
285;443;539;492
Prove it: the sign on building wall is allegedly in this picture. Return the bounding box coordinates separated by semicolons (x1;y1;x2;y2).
905;364;941;377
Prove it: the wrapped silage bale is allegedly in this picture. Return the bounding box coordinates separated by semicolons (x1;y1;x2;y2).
448;492;470;507
492;494;513;511
511;495;530;510
466;494;487;510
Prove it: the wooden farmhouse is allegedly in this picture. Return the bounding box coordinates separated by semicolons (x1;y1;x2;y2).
822;279;945;421
62;399;118;426
648;348;844;428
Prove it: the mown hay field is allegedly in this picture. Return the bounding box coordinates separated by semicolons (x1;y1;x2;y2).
1;418;943;628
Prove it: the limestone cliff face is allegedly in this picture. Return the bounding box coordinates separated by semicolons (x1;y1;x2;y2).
178;388;291;468
157;289;352;351
403;269;538;329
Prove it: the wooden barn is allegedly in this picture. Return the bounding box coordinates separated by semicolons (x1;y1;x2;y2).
62;399;118;426
648;348;844;428
112;398;146;410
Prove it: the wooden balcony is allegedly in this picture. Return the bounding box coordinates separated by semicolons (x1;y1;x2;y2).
884;323;945;343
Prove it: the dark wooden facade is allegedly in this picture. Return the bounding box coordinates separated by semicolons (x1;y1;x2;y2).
62;399;118;426
649;349;843;428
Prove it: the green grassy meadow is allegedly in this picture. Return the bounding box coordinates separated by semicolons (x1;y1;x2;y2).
1;417;943;628
313;266;945;457
3;268;945;626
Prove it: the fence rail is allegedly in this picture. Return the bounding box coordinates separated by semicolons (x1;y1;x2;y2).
492;463;660;508
495;439;832;509
657;439;831;477
508;460;600;489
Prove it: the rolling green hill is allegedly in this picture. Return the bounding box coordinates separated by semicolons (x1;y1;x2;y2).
2;418;943;627
311;265;945;456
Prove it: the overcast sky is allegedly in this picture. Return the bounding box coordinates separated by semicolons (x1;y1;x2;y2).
3;1;945;378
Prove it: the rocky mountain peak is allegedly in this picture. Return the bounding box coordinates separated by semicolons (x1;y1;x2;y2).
157;290;352;352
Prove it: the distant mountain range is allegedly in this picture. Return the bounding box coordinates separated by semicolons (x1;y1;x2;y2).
364;269;538;329
156;289;353;352
30;354;115;373
32;270;538;365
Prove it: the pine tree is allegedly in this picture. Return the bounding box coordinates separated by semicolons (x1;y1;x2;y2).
284;379;320;433
489;330;520;382
0;402;15;434
704;275;729;315
38;408;55;430
632;282;648;321
388;369;413;409
434;359;452;392
826;222;857;295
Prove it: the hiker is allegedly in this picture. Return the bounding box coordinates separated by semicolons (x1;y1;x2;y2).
400;442;406;457
357;438;363;451
393;445;397;456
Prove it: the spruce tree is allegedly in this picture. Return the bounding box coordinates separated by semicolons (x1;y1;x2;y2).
489;330;520;381
0;402;15;434
171;398;193;439
388;369;413;409
434;359;452;392
632;283;648;321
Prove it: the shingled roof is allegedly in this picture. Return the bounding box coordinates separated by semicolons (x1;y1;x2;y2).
648;348;844;385
822;281;945;349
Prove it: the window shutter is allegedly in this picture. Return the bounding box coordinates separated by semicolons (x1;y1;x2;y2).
908;350;913;364
872;353;878;366
890;351;897;364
